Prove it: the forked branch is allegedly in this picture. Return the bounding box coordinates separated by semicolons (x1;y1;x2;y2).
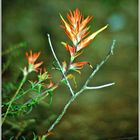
47;38;116;133
47;34;75;96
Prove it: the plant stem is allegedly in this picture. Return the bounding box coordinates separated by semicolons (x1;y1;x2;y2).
48;95;76;132
2;75;27;125
85;83;115;90
80;40;116;90
47;40;116;133
48;83;115;132
5;88;32;106
47;34;74;96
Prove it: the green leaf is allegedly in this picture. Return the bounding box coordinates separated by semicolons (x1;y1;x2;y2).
61;79;67;85
41;135;47;140
21;136;26;140
28;80;36;89
33;132;37;140
37;84;42;93
48;91;53;108
52;60;61;71
9;136;14;140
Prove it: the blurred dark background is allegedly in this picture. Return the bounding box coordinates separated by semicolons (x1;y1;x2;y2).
2;0;138;139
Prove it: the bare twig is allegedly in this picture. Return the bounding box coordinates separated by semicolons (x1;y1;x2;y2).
47;34;75;96
2;75;27;125
47;40;116;133
73;40;116;98
48;95;76;132
85;82;115;90
2;42;26;56
78;39;116;94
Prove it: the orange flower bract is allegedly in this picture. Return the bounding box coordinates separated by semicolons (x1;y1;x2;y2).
60;8;107;74
77;25;108;51
70;61;93;74
25;50;43;72
60;8;107;51
60;8;92;47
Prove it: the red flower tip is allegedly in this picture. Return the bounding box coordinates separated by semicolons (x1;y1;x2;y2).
46;130;54;137
62;42;83;61
47;80;54;88
25;50;43;72
70;61;92;74
60;8;92;46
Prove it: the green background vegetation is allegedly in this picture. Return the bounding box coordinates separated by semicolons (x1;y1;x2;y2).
2;0;138;139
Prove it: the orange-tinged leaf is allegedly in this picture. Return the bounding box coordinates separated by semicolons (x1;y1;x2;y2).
62;61;67;72
46;131;54;137
70;61;92;74
77;25;108;51
80;16;92;31
47;80;54;88
88;25;108;41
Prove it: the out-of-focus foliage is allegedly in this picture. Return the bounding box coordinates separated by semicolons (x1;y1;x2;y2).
2;0;138;139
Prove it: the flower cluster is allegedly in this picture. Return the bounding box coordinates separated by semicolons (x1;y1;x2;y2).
60;8;107;73
25;50;43;73
25;50;56;91
38;68;56;89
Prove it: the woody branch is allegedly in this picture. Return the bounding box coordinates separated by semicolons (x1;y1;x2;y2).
47;38;116;133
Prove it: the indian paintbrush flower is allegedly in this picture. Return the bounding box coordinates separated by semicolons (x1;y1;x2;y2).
25;50;43;73
60;8;106;74
60;8;108;51
38;68;51;82
60;8;92;47
62;42;83;61
47;80;54;89
38;68;58;90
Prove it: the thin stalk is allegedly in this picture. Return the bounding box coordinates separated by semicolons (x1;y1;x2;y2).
80;40;116;90
85;82;115;90
48;83;115;132
14;89;32;101
47;34;74;96
48;95;76;132
5;88;32;106
13;80;44;102
2;75;27;125
17;91;49;113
